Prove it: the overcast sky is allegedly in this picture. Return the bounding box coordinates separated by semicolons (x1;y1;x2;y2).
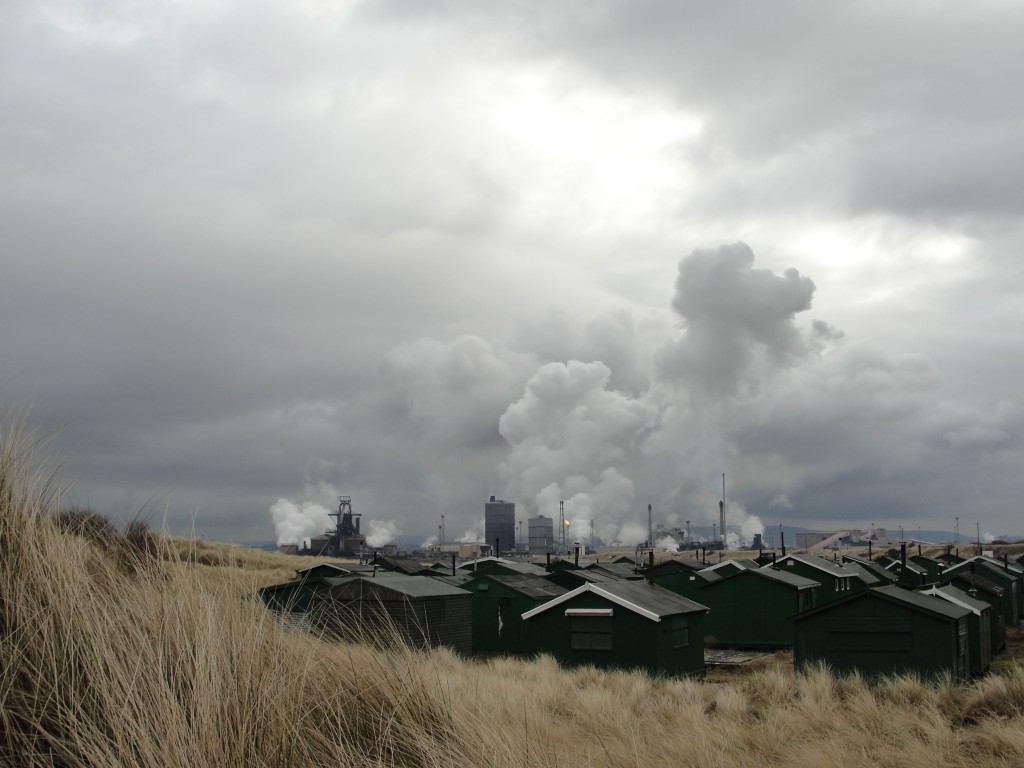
3;0;1022;547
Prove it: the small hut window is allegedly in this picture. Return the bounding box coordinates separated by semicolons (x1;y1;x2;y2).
569;616;613;651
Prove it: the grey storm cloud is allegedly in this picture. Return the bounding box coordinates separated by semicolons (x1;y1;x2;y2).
656;243;815;396
2;0;1023;543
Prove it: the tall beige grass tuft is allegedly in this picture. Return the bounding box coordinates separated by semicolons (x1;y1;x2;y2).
4;419;1024;766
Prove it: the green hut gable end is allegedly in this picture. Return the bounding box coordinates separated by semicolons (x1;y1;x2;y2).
793;585;972;681
698;567;819;649
521;581;709;677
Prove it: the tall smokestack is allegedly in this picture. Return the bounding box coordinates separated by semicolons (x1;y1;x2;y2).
720;473;726;545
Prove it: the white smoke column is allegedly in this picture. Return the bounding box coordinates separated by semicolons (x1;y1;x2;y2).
456;527;483;543
615;520;648;547
499;360;649;538
421;534;438;549
365;519;402;548
270;498;332;546
656;534;680;553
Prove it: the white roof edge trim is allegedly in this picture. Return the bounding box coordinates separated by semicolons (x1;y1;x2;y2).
565;608;613;617
589;584;662;622
921;587;983;616
520;583;664;622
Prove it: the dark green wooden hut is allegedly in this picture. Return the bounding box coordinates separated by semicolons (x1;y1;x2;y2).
909;554;951;584
946;571;1006;651
698;567;818;648
941;558;1020;626
584;562;644;580
652;564;718;601
920;585;992;676
522;580;709;677
460;573;567;654
543;568;616;590
459;557;548;579
258;562;371;614
878;556;930;587
309;572;472;654
975;555;1024;615
793;585;971;681
841;555;898;587
773;554;864;606
698;558;760;578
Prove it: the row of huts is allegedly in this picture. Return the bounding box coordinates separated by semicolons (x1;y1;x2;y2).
257;548;1024;680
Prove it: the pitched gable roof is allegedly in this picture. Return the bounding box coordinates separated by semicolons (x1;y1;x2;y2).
521;580;708;623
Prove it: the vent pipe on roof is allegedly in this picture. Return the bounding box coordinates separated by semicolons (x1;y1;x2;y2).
899;542;908;587
546;552;551;572
868;540;872;560
781;532;786;557
495;538;500;559
451;552;456;576
648;549;654;584
772;551;777;566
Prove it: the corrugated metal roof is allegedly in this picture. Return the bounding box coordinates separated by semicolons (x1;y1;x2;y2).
841;555;897;585
794;585;972;622
948;571;1005;595
972;555;1024;575
486;574;568;599
920;585;990;616
943;559;1018;583
737;567;819;589
701;558;760;573
294;562;371;578
522;580;709;622
873;585;972;620
459;558;547;576
322;572;471;598
585;562;644;579
883;559;928;575
773;554;858;577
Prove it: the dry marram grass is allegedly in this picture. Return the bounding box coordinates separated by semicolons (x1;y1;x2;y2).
3;424;1024;766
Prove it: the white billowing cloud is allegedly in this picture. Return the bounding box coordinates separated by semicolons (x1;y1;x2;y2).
269;497;331;546
365;519;401;548
498;360;650;524
656;242;816;397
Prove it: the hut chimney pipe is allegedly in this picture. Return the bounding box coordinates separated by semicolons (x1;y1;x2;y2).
647;549;654;584
574;544;580;567
781;532;786;557
451;552;456;576
546;552;551;572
